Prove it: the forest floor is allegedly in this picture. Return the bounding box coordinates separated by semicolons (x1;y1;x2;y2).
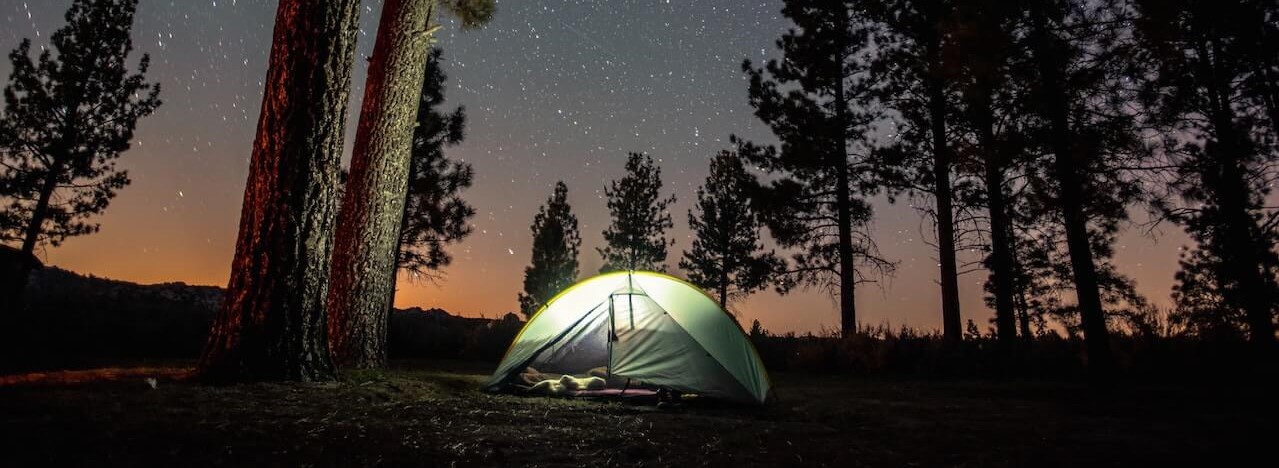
0;359;1272;467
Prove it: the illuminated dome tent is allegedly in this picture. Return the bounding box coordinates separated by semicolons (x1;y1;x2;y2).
485;271;771;404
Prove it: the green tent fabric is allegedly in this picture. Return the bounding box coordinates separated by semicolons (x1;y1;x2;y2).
485;271;772;404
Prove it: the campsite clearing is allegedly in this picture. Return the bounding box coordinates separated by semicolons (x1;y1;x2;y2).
0;359;1269;467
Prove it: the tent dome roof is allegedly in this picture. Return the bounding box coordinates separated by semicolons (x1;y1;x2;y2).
486;271;771;404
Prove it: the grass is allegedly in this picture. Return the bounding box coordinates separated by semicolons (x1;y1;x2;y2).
0;359;1272;467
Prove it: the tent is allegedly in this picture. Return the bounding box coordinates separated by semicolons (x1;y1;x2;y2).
485;271;772;404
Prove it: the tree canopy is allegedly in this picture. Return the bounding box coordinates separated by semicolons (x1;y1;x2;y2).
519;181;581;317
598;152;675;273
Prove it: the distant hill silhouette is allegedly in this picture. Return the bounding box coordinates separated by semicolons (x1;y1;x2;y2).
14;266;222;364
27;266;225;316
389;306;523;362
5;265;521;371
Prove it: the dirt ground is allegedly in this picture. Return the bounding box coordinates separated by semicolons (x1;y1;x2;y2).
0;359;1271;467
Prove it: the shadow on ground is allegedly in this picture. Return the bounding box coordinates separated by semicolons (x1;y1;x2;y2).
0;359;1271;467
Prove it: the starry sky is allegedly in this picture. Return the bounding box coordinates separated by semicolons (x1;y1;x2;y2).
1;0;1189;334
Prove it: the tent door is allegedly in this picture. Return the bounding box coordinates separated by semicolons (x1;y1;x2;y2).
608;292;645;338
606;292;641;379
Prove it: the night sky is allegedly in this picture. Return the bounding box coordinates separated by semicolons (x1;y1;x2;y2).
0;0;1188;333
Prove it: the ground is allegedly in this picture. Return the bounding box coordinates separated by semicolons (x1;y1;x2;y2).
0;360;1270;467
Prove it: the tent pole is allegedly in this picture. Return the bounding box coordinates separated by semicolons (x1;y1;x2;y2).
628;271;635;329
607;294;615;379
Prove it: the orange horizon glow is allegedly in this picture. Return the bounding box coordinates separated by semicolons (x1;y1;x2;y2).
36;189;1188;336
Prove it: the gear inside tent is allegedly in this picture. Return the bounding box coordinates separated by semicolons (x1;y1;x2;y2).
485;271;772;404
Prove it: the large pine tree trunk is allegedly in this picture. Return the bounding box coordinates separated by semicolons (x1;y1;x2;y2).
835;161;857;337
6;160;62;315
1215;162;1278;350
327;0;437;369
9;102;76;312
197;0;361;382
1016;293;1033;344
833;24;857;337
975;90;1018;357
718;255;730;309
1010;229;1034;347
1203;75;1278;351
1030;13;1113;373
927;50;962;346
1053;142;1113;372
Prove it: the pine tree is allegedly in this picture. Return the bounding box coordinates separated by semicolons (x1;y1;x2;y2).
1133;0;1279;351
396;49;474;281
198;0;362;382
864;0;966;345
1170;246;1260;341
518;181;581;317
598;152;676;273
0;0;160;313
327;0;492;368
1242;0;1279;136
950;0;1026;356
1017;0;1144;372
739;0;894;336
1005;200;1154;339
679;151;782;310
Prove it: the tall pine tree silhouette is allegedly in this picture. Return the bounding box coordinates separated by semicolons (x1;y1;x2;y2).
598;152;675;272
739;0;893;336
1018;0;1145;372
519;181;581;317
864;0;965;345
950;0;1026;356
679;151;781;311
0;0;160;314
1134;0;1279;353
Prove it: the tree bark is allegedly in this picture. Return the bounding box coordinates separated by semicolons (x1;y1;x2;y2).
833;17;857;338
1214;159;1278;349
974;89;1018;357
1053;139;1113;372
197;0;361;382
1031;15;1113;373
327;0;437;369
1010;227;1034;348
7;160;62;316
10;95;77;315
1017;294;1033;344
718;253;729;309
835;159;856;337
1202;49;1278;350
927;39;962;346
